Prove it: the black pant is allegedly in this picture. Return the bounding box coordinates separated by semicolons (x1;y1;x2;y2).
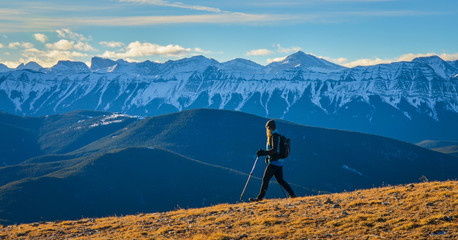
257;164;295;199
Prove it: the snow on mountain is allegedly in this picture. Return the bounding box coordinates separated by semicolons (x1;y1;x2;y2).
447;60;458;69
0;51;457;142
412;56;457;80
16;61;42;71
0;63;9;72
90;57;117;72
157;55;220;80
220;58;264;72
48;60;91;74
265;51;346;74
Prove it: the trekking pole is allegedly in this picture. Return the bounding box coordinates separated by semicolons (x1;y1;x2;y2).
240;156;259;201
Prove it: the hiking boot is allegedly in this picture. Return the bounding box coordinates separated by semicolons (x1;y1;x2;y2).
249;197;262;202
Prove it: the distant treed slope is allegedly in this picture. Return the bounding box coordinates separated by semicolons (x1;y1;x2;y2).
0;112;42;166
0;147;273;225
0;110;141;165
36;110;140;154
0;52;457;142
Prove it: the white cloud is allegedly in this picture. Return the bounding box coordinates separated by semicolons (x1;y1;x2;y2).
18;47;88;67
397;52;458;62
246;49;273;56
74;41;96;51
43;49;87;59
56;28;90;41
46;39;96;51
120;0;222;13
101;41;192;58
1;48;88;68
193;47;211;54
0;43;4;48
276;44;301;53
8;42;20;48
8;42;34;49
99;41;124;48
33;33;48;43
46;39;74;50
1;60;23;68
342;57;389;67
326;52;458;68
267;56;287;63
317;55;348;64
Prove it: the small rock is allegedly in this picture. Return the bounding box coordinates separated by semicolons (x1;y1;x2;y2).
333;204;341;208
382;202;390;205
239;234;248;239
17;232;28;237
324;198;334;204
430;230;447;236
342;210;349;216
425;202;434;207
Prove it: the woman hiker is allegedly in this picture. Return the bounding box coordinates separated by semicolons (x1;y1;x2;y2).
249;120;296;202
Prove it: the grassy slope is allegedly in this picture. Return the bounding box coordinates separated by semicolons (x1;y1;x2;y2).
1;181;456;240
417;140;458;157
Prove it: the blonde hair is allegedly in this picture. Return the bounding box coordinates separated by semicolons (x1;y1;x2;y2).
267;128;273;146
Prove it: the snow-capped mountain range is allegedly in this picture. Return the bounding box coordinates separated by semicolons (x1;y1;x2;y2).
1;51;457;142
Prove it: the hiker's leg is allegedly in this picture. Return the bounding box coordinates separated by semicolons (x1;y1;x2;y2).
257;164;276;199
274;166;296;197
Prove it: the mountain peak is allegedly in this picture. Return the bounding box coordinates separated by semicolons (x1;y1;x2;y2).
412;55;456;79
266;51;345;73
50;60;90;74
221;58;263;70
287;50;308;58
184;55;218;64
412;55;443;63
91;56;117;71
0;63;10;72
16;61;42;71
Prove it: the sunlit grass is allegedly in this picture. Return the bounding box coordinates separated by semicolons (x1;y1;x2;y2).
0;181;456;239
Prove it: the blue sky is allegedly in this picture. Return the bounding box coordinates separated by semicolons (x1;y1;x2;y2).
0;0;457;68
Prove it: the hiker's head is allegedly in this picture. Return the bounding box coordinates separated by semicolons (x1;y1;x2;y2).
265;120;276;131
265;120;276;145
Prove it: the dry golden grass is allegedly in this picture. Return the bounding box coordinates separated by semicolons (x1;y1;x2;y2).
0;181;456;239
